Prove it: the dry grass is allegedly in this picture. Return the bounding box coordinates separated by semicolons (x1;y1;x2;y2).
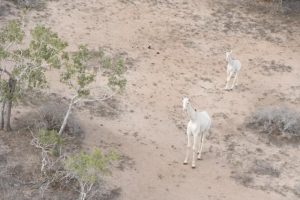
6;0;47;10
37;102;82;135
16;102;82;136
250;159;281;177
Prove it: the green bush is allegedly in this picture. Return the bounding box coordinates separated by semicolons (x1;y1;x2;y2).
37;129;63;147
64;149;118;184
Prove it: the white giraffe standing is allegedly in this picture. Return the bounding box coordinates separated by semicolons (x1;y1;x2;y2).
182;97;212;168
225;50;241;90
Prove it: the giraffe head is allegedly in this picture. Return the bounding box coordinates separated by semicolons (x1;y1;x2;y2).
226;50;232;62
182;97;190;111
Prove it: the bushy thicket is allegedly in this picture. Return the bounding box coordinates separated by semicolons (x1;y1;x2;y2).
247;106;300;137
7;0;47;10
37;102;81;135
17;102;81;135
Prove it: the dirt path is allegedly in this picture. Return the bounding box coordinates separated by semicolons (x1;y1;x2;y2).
2;0;300;199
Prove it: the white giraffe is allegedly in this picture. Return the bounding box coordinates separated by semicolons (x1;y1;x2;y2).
182;97;212;168
225;50;241;90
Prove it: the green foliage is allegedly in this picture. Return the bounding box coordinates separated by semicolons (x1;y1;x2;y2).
107;58;127;91
64;149;118;184
0;19;127;132
0;20;68;103
0;20;24;44
37;129;63;146
29;25;68;68
0;46;9;60
100;54;127;92
0;20;24;63
60;45;127;99
13;64;47;89
0;79;21;101
101;56;112;69
60;45;96;97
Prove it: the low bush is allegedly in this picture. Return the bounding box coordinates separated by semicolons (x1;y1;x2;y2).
247;106;300;137
7;0;47;10
36;102;81;135
36;129;63;148
16;101;81;136
63;149;118;200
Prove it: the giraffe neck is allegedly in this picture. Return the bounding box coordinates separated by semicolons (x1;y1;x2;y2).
227;55;232;62
187;102;197;121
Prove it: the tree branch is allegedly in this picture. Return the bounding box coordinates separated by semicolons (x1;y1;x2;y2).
5;42;15;51
0;68;12;77
75;92;117;106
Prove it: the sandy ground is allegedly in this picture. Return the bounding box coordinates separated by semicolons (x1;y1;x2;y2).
1;0;300;199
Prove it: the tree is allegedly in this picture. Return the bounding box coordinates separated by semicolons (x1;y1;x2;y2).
0;20;67;131
0;19;126;133
58;46;126;135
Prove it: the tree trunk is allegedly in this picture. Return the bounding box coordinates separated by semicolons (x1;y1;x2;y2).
4;78;16;131
0;101;5;130
79;182;87;200
4;100;13;131
79;181;93;200
58;96;77;136
4;100;12;131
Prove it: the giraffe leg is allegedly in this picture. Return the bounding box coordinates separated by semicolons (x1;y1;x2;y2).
183;130;191;165
231;72;238;89
197;132;203;155
197;132;206;160
235;72;239;86
192;134;198;168
225;72;233;90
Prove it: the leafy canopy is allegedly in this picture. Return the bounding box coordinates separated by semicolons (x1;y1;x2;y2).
60;45;95;97
0;20;68;102
60;45;127;98
100;52;127;92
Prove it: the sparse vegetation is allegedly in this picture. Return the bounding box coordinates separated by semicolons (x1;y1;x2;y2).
250;159;281;177
7;0;47;10
247;106;300;138
36;129;63;148
30;127;119;199
37;102;82;135
1;0;299;199
15;101;82;137
31;129;62;171
1;16;126;199
253;0;300;14
64;149;118;200
231;173;253;187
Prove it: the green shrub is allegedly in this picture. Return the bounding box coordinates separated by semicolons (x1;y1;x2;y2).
64;149;118;184
37;129;63;147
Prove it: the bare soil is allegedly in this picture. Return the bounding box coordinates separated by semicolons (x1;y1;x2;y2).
0;0;300;199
